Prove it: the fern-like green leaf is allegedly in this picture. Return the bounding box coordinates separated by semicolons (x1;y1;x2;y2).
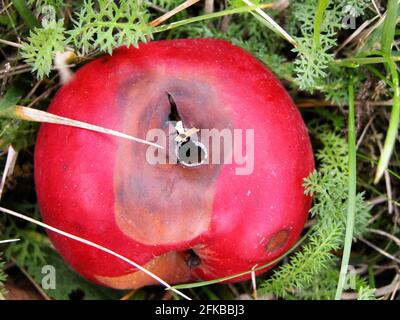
69;0;153;55
357;286;377;300
293;37;333;91
21;19;66;79
342;0;370;18
290;264;374;300
289;0;368;94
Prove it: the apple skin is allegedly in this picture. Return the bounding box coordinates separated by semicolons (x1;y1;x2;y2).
34;38;314;289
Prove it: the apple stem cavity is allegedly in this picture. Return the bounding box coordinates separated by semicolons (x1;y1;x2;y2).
167;93;208;167
185;249;201;268
176;138;208;167
167;92;182;122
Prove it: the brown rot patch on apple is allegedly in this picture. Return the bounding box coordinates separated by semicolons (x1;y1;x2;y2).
113;76;233;245
95;251;192;289
265;229;290;253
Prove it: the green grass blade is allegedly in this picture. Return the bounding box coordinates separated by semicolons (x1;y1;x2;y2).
375;60;400;183
313;0;330;50
335;79;357;300
381;0;399;54
12;0;40;30
357;152;400;181
153;4;270;33
336;55;400;67
0;85;23;110
241;0;297;47
375;0;400;183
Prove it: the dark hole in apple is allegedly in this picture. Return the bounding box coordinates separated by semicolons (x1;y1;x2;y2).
167;92;181;122
176;139;207;167
185;249;201;268
166;92;208;166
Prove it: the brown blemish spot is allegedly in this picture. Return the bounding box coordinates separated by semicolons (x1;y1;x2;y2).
95;251;192;289
266;229;290;253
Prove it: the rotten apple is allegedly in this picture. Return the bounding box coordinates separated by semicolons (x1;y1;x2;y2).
34;38;314;289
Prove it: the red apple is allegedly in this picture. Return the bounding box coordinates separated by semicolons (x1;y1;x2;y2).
34;39;314;289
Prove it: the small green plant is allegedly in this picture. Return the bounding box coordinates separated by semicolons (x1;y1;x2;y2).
20;0;152;78
68;0;152;54
357;286;377;300
21;19;66;79
290;0;369;99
